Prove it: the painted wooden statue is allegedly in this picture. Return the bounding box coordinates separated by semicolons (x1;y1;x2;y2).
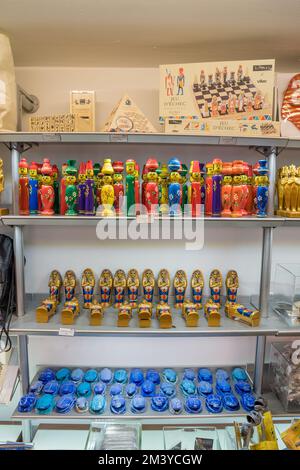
77;162;86;215
126;159;136;216
138;300;153;328
127;269;140;308
101;158;115;216
84;160;95;216
189;160;202;217
49;269;63;303
117;302;132;327
65;160;78;216
63;270;76;301
191;269;204;309
209;269;223;305
225;270;239;305
60;162;68;215
144;158;159;215
173;269;187;309
40;158;55;216
205;163;213;216
99;269;113;307
113;269;127;308
112;161;124;215
168;157;182;216
29;162;39;214
212;158;222;217
158;163;169;215
182;300;199;327
52;164;60;214
89;300;104;326
142;269;155;303
81;268;95;308
156;303;172;329
157;269;170;304
18;157;29;215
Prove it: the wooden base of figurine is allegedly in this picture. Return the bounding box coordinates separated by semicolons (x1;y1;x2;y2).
36;305;56;323
0;208;9;215
276;209;300;218
61;308;78;325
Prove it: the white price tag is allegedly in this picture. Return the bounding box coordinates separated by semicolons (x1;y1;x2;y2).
109;134;128;143
219;136;237;145
291;340;300;365
42;133;62;142
58;328;75;337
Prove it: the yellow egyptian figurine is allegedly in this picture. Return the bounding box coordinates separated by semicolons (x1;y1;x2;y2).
142;269;155;303
276;164;300;217
173;270;187;309
99;269;113;307
117;302;132;327
100;158;115;216
204;301;221;327
113;269;127;308
138;300;153;328
36;297;58;323
226;303;260;327
157;268;170;303
61;297;80;325
81;268;95;309
127;269;140;308
208;269;223;304
225;270;239;306
156;303;172;329
191;269;204;309
89;300;103;326
0;159;8;215
63;270;77;301
276;166;288;215
289;165;299;215
182;300;199;327
48;270;62;303
159;163;169;214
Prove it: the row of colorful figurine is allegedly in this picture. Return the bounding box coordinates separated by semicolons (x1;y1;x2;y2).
18;156;269;218
276;164;300;217
36;268;260;328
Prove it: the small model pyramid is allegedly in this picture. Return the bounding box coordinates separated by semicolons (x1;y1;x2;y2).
102;94;157;133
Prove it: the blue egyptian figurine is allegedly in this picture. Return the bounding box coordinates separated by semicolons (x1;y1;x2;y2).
255;159;269;217
168;158;182;216
29;162;39;214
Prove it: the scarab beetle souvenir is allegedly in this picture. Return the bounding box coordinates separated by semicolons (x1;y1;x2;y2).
43;380;60;395
173;270;187;309
76;381;92;397
142;269;155;303
138;300;152;328
127;269;140;308
182;300;199;327
131;395;146;413
56;368;71;382
157;269;170;304
114;369;128;384
241;393;255;412
125;382;137;398
234;380;252;396
113;269;126;308
198;368;213;383
216;379;231;396
36;394;55;414
90;395;106;414
206;394;223;413
110;395;126;414
160;382;176;398
89;300;104;326
81;268;95;309
61;297;80;325
56;394;76;414
223;393;240;411
151;395;169;412
185;396;202;414
29;381;44;394
183;369;196;381
191;270;204;309
93;382;106;395
99;368;113;384
156;303;172;329
75;397;89;413
18;394;37;413
130;368;144;386
232;368;248;382
84;369;98;383
180;379;196;397
146;369;160;385
38;368;55;384
110;383;123;396
216;369;229;382
99;269;113;307
71;368;84;383
141;380;156;397
170;397;183;414
117;302;132;327
163;368;177;384
59;380;76;396
198;381;213;398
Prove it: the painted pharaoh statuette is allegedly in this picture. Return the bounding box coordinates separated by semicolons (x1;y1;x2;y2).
48;270;62;303
225;270;239;304
117;302;132;327
225;303;260;327
142;269;155;303
81;268;95;309
61;297;80;325
191;269;204;309
156;303;172;329
127;269;140;308
63;270;77;301
89;300;103;327
99;269;113;307
138;300;153;328
157;269;170;304
173;270;187;309
209;269;223;305
182;300;199;327
204;300;221;327
113;269;127;308
36;297;58;323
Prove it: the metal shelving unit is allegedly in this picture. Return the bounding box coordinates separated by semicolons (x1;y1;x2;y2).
1;132;299;442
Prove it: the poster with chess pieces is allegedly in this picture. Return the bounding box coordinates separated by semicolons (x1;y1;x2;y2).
159;60;275;133
277;72;300;138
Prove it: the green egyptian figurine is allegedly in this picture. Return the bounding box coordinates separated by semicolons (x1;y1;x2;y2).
180;164;189;212
52;165;60;214
65;160;78;216
126;159;136;216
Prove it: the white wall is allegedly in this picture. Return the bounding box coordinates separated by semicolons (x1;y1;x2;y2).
2;67;299;379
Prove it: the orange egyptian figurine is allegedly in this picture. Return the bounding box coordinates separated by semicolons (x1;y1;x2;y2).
99;269;113;307
89;300;104;326
191;269;204;310
157;269;170;304
142;269;155;303
81;268;95;309
117;302;132;327
127;269;140;308
138;300;153;328
113;269;127;308
173;270;187;309
156;303;172;329
182;300;199;327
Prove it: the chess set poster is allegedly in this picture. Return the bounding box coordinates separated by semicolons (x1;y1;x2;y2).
159;59;275;130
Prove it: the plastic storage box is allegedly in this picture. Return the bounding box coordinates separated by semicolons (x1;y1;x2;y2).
85;421;142;450
163;426;220;450
272;263;300;326
269;342;300;412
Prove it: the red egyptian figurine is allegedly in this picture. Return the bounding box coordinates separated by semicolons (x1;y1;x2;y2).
144;158;159;215
112;161;124;215
18;157;29;215
221;162;233;217
40;158;55;216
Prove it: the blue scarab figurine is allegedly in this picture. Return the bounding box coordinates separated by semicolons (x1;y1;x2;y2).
241;393;256;412
146;369;160;385
130;368;144;386
232;367;248;382
75;397;89;413
110;395;126;414
141;380;156;397
131;395;146;414
56;368;71;382
125;382;137;398
160;382;176;398
93;382;106;395
114;369;128;384
76;381;92;397
110;383;123;396
206;394;223;413
168;158;182;216
18;394;37;413
151;395;169;412
38;368;55;384
216;379;231;396
180;379;196;397
163;368;177;384
56;394;76;414
170;397;183;414
185;396;202;414
90;395;106;414
71;368;84;383
215;369;229;382
36;394;55;414
99;368;113;384
29;381;44;395
84;369;98;383
183;369;196;381
223;393;240;411
198;381;213;398
59;380;76;396
234;380;252;396
197;368;213;383
43;380;60;395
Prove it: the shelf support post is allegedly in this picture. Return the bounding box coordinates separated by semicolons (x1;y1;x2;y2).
14;225;25;317
18;335;33;442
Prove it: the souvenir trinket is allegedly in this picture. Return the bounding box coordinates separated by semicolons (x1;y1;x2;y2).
185;396;202;414
141;380;156;397
99;368;113;384
160;382;176;398
209;269;222;304
170;397;183;414
245;165;254;215
110;395;126;414
81;268;95;308
0;159;8;215
114;369;128;384
49;270;62;302
75;397;89;413
38;368;55;384
204;301;221;326
63;270;76;300
113;269;126;308
138;300;153;328
146;369;160;385
59;380;76;396
151;395;169;412
117;302;132;327
36;394;55;414
216;379;231;396
18;394;37;413
276;165;300;217
231;160;245;217
36;297;57;323
157;269;170;304
198;368;213;383
223;393;240;411
168;157;182;216
163;368;177;384
52;164;59;214
173;270;187;309
182;300;199;327
216;369;229;382
77;162;86;214
131;395;146;413
221;166;233;217
100;158;114;216
191;269;204;309
18;157;30;215
158;163;169;215
84;369;98;383
212;158;222;217
29;381;44;394
183;369;195;381
56;368;71;382
180;379;196;397
126;383;137;398
40;158;55;216
84;160;95;216
134;162;141;214
112;161;124;215
60;162;68;215
234;380;252;396
71;368;84;383
126;159;136;216
225;270;239;306
254;160;269;217
76;381;92;397
241;393;255;412
93;382;106;395
89;300;103;326
110;383;123;396
198;381;213;398
206;394;223;413
205;163;213;216
226;303;260;327
130;368;144;386
127;269;139;308
232;368;248;382
90;395;106;414
144;158;159;215
61;297;79;325
156;303;172;329
95;167;103;209
29;162;39;214
65;160;78;216
179;163;188;211
142;269;155;303
99;269;113;307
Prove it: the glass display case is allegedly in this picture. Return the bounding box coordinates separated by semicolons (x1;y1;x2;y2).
272;264;300;326
85;421;142;450
163;426;221;450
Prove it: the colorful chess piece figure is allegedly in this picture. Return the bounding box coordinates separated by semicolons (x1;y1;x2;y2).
48;270;62;303
89;300;103;326
168;157;182;216
37;163;43;213
126;159;136;216
63;270;76;301
142;269;155;303
189;160;202;217
173;270;187;309
182;300;199;327
156;303;172;329
61;297;80;325
113;269;126;308
112;161;124;215
134;163;141;214
209;269;222;305
81;268;95;309
157;269;170;304
127;269;139;308
191;269;204;309
179;164;188;212
138;300;152;328
18;157;29;215
65;160;78;216
77;162;86;215
205;162;213;216
40;158;55;216
225;270;239;308
52;164;60;214
158;163;169;215
29;162;39;214
117;302;132;327
212;158;222;217
100;158;115;216
60;163;68;215
255;160;269;218
84;160;95;216
99;269;113;307
144;158;159;215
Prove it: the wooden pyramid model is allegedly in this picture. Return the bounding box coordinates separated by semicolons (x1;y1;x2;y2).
102;94;157;133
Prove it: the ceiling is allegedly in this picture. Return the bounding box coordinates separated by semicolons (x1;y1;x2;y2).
1;0;300;70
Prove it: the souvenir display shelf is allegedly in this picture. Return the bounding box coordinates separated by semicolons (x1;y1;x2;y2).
1;132;300;444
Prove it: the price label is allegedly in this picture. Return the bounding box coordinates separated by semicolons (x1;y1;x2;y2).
58;328;75;337
42;133;62;142
219;136;237;145
109;134;128;143
291;340;300;365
